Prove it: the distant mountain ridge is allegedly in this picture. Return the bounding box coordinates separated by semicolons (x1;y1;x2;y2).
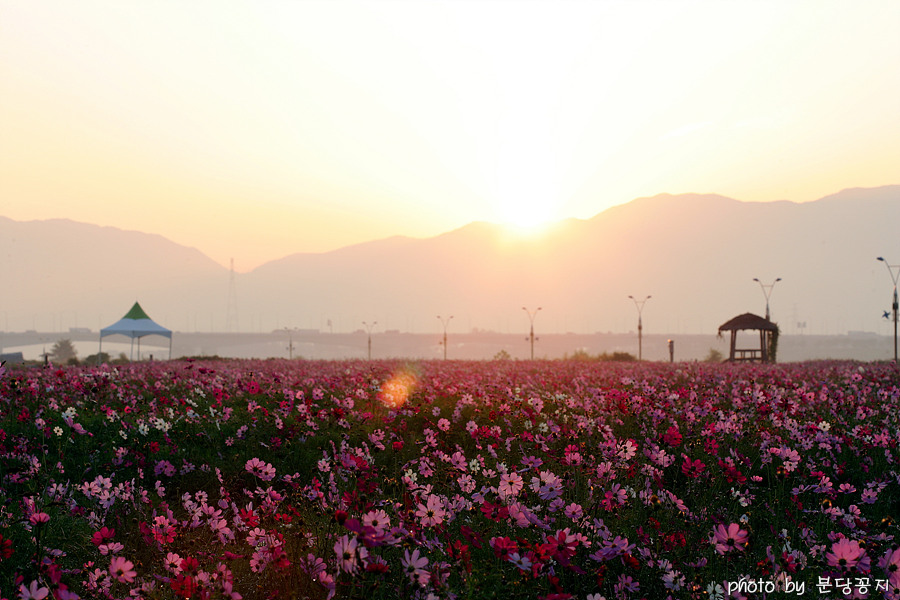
1;185;898;336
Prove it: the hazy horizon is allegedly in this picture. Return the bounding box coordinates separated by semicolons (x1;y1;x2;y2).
2;1;899;270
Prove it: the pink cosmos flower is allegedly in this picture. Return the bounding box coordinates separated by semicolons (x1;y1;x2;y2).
826;538;867;571
563;502;584;520
401;548;429;584
28;512;50;526
361;509;391;533
245;458;276;481
109;555;137;583
498;472;524;499
879;547;900;575
415;494;446;527
18;581;50;600
711;523;749;554
163;552;183;572
334;535;366;574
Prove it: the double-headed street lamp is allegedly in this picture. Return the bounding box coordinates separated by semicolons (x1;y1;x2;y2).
753;277;782;320
362;321;377;360
283;327;296;359
522;306;541;360
628;295;651;361
877;257;899;361
437;315;453;360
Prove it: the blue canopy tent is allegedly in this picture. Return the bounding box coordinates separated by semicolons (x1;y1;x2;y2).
99;302;172;361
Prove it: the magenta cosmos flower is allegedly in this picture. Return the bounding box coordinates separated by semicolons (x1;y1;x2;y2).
711;523;749;554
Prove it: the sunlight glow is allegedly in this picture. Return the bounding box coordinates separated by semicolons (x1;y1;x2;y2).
377;367;418;410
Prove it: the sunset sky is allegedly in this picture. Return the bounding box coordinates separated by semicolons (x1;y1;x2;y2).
2;0;898;271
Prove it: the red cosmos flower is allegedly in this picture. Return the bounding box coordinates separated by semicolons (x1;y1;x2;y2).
460;525;483;549
544;528;578;562
0;534;13;560
170;574;199;598
681;455;706;478
448;540;472;573
490;536;518;559
662;426;682;447
622;553;641;570
90;527;115;547
480;501;509;522
180;556;200;575
240;507;259;528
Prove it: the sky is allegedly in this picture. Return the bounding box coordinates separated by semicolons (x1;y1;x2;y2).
2;0;898;271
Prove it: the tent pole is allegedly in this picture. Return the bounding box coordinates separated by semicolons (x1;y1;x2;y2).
130;338;134;361
98;336;102;366
169;337;172;360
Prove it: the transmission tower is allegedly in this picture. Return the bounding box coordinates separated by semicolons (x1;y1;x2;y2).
225;258;238;332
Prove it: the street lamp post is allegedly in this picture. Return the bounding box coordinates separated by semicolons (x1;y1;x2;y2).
522;306;541;360
437;315;453;360
284;327;295;359
362;321;377;360
628;295;651;361
877;257;899;361
753;278;782;320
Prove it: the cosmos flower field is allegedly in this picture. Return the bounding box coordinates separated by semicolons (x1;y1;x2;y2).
1;358;899;600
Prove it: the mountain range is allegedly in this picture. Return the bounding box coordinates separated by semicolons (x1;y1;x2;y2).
2;185;898;336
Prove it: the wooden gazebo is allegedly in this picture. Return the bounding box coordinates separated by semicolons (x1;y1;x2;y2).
718;313;778;363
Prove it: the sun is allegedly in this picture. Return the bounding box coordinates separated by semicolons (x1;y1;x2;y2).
494;193;557;233
503;203;552;231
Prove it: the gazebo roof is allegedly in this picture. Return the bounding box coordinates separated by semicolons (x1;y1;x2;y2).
718;312;778;332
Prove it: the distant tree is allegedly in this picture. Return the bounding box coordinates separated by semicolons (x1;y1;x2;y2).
492;349;511;361
767;324;781;363
597;351;637;362
84;351;111;365
566;349;593;361
704;348;724;363
50;339;77;364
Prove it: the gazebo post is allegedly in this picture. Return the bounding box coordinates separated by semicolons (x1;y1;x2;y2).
729;330;737;361
760;330;768;362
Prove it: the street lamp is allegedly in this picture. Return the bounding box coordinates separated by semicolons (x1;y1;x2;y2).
437;315;453;360
628;295;651;361
753;278;782;320
284;327;295;359
362;321;377;360
877;257;899;361
522;306;541;360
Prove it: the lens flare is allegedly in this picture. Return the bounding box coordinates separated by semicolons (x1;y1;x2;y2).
378;367;418;409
